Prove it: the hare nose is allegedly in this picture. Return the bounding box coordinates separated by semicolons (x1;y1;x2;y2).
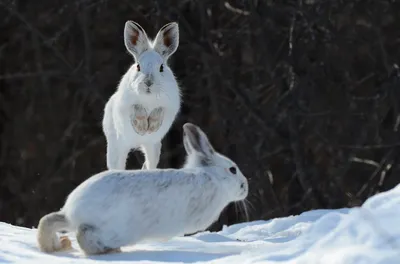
144;80;153;87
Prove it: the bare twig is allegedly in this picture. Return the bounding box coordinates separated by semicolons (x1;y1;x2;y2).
224;2;250;16
227;82;288;140
0;2;76;71
0;71;62;80
52;136;103;177
350;157;380;168
285;0;323;206
377;163;392;190
356;150;394;197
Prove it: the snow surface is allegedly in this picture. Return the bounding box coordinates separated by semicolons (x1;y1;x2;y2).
1;184;400;264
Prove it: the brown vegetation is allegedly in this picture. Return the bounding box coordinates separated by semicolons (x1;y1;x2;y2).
0;0;399;230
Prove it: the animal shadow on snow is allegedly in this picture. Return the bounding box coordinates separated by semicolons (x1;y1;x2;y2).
92;249;230;262
55;248;230;263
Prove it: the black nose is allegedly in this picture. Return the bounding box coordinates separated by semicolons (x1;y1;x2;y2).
144;80;153;87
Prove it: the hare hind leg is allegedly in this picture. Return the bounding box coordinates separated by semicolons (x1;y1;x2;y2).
76;224;121;255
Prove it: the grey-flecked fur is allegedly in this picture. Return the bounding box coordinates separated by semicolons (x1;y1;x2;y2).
36;123;248;255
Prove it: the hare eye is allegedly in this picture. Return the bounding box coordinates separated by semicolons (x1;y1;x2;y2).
229;167;237;174
137;64;141;71
159;64;164;72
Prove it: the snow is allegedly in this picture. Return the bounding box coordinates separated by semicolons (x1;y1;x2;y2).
1;184;400;264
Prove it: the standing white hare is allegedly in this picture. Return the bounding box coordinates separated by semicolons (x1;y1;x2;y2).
36;123;249;255
103;21;181;170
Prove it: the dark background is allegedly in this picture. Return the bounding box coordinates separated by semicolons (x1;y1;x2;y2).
1;0;400;231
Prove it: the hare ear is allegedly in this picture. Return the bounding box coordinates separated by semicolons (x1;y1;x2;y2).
183;133;193;155
183;123;215;158
124;21;150;59
153;22;179;59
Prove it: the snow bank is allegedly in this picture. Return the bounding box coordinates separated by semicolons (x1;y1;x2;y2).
1;184;400;263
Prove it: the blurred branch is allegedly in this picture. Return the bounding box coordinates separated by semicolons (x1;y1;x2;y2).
356;150;394;198
32;30;50;97
224;2;250;16
228;82;288;140
285;0;324;207
0;2;76;71
1;0;400;229
350;157;379;168
0;71;62;80
52;136;103;177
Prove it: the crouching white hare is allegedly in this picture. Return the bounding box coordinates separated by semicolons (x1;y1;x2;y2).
37;123;249;255
103;20;181;170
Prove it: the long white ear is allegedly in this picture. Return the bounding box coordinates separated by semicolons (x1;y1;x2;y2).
153;22;179;59
183;132;193;155
183;123;215;158
124;21;150;59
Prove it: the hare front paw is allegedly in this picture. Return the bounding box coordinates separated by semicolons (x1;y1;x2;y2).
131;104;148;136
148;107;165;133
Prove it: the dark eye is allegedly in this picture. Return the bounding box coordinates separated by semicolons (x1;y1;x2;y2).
229;167;237;174
160;64;164;72
137;64;141;71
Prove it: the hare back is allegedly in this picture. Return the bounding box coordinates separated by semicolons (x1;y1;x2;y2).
62;168;226;242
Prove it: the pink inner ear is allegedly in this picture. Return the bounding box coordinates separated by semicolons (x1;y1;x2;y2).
131;29;140;45
163;28;173;47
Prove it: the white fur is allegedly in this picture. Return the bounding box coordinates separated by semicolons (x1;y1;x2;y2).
103;21;181;170
36;123;249;255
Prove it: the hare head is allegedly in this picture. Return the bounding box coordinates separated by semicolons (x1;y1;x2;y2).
124;21;179;95
182;123;249;202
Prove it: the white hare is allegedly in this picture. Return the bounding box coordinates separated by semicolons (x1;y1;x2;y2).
37;123;249;255
102;21;181;170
